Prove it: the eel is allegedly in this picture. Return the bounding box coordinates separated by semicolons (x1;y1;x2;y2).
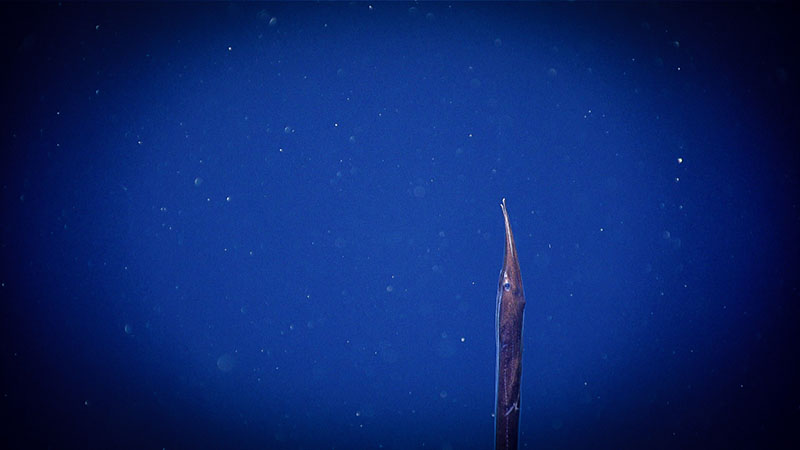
495;198;526;450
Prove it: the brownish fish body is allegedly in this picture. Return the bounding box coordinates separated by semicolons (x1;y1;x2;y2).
495;198;526;450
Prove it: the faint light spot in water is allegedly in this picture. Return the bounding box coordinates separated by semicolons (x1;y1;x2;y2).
123;324;132;335
439;390;447;398
386;285;393;293
413;186;426;198
663;230;671;239
216;353;235;372
494;38;502;47
194;177;203;187
547;67;557;78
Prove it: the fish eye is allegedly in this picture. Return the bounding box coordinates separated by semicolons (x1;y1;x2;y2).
503;282;511;291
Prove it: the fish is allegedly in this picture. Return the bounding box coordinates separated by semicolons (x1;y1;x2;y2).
495;198;526;450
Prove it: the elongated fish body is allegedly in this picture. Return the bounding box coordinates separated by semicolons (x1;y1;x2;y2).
495;198;526;450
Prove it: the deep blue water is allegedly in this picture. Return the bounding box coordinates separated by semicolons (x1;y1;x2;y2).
1;2;798;449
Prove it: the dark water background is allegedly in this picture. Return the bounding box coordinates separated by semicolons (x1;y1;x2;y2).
1;2;798;449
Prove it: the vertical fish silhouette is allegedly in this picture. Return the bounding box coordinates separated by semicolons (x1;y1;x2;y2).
495;198;526;450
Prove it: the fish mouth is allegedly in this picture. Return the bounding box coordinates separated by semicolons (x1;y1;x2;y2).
501;198;516;263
